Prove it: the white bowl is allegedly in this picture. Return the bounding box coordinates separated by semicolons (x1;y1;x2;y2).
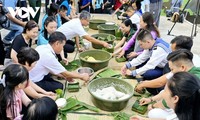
55;98;67;108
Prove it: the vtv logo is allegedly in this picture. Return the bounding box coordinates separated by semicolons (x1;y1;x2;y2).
7;7;40;18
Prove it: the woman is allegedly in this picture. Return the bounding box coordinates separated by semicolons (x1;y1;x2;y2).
131;72;200;120
0;64;31;120
38;16;57;46
113;19;137;58
117;12;160;59
4;20;39;66
41;3;62;32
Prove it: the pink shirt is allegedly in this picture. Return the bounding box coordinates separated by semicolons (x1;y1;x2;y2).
6;89;24;120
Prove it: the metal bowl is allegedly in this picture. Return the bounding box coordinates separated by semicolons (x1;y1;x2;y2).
77;67;94;76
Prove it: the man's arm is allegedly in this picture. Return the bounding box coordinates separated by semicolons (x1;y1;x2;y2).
83;35;109;48
136;74;168;91
6;13;26;27
61;71;89;82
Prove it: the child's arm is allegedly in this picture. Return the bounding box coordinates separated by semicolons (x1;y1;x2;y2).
22;91;31;106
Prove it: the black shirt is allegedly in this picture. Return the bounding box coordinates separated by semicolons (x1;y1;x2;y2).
6;34;32;58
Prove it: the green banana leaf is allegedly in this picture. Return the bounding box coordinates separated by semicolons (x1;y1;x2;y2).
132;99;148;114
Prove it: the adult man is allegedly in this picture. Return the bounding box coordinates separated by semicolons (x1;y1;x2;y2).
17;47;56;99
29;32;89;92
1;0;26;44
139;49;200;110
135;35;200;94
149;0;162;27
121;29;171;82
56;10;109;50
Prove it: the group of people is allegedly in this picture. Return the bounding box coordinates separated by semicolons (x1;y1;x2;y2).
0;0;200;120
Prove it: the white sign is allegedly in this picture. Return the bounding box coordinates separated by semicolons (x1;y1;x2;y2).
7;7;40;18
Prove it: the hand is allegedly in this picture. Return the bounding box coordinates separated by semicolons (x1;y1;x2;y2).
62;58;69;65
102;41;109;48
126;69;132;76
80;6;84;9
49;95;57;100
66;78;75;82
139;97;151;105
45;91;55;96
121;65;127;75
127;52;137;59
116;50;125;58
135;82;145;93
130;115;145;120
80;73;90;82
22;21;27;27
148;103;154;111
78;47;84;52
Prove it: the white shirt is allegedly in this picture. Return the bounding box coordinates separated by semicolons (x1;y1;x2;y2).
56;18;88;40
129;46;169;75
148;108;178;120
29;44;66;82
141;0;150;13
129;12;140;27
193;54;200;67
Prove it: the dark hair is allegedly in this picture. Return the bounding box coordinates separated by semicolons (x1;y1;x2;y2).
170;35;193;51
137;29;153;41
22;97;58;120
48;31;66;45
126;6;134;12
48;3;59;16
168;72;200;120
0;64;29;119
123;19;137;31
17;47;39;67
43;16;57;40
23;20;39;33
142;12;160;37
167;49;193;63
59;5;68;12
131;0;143;10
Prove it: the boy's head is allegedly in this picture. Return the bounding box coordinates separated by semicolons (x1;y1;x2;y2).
167;49;194;73
125;6;135;17
17;47;39;71
170;35;193;51
137;29;154;49
59;5;68;16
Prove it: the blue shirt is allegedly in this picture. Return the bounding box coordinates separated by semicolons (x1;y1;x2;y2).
95;0;103;9
82;0;90;11
3;0;18;10
37;31;49;46
60;0;71;16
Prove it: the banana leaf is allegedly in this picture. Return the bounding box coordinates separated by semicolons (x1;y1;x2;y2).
96;68;121;78
68;82;80;92
115;56;126;62
60;59;81;71
132;99;147;114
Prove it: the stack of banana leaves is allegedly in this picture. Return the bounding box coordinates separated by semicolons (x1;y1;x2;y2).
56;89;100;120
95;68;121;78
60;59;81;71
132;89;152;114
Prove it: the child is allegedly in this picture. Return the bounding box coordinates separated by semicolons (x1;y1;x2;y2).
0;64;31;120
22;97;58;120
